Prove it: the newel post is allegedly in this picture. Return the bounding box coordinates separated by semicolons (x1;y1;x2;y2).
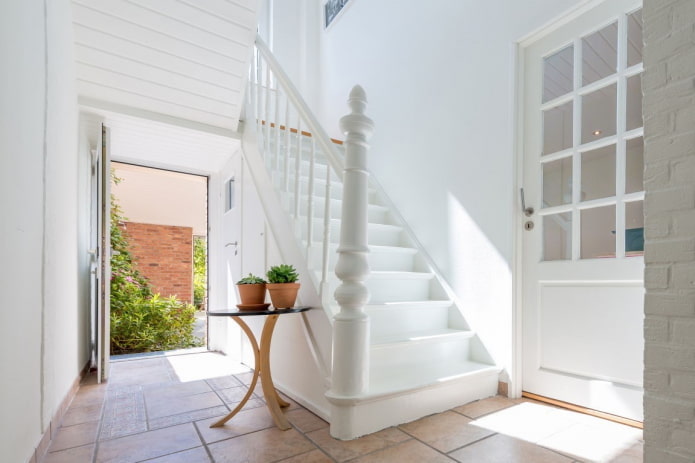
328;86;373;407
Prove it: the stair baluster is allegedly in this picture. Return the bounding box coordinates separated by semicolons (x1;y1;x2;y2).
329;86;374;403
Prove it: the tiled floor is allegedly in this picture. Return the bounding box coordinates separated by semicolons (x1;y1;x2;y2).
43;351;643;463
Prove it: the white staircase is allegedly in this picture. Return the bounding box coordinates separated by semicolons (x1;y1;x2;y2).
245;36;499;439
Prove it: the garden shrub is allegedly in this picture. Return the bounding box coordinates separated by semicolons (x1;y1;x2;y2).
193;236;207;309
110;172;201;354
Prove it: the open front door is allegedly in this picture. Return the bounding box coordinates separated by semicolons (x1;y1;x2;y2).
520;0;644;421
94;124;111;382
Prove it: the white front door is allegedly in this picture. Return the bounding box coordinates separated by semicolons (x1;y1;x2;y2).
521;0;644;421
95;124;112;382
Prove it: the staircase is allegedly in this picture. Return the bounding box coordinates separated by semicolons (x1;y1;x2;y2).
244;37;499;439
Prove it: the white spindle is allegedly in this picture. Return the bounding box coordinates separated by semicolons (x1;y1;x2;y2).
264;65;271;154
329;86;373;398
284;105;291;193
306;138;316;260
273;87;280;171
321;164;332;297
294;120;303;218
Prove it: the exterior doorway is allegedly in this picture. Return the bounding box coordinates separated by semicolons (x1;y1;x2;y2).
111;162;209;354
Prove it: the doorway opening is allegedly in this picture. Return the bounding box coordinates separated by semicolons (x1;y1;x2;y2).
110;161;209;355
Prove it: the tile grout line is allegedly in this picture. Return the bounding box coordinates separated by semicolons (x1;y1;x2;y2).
192;420;217;463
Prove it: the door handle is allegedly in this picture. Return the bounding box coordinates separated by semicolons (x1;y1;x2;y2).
225;241;239;256
520;188;534;217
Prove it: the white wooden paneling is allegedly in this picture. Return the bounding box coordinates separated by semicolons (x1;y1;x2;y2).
73;0;256;131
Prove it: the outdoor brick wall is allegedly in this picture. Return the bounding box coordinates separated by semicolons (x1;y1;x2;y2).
643;1;695;461
123;222;193;303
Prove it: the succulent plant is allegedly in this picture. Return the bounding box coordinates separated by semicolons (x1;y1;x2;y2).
236;273;267;285
266;264;299;284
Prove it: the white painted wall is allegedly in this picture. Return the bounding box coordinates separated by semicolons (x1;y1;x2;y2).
0;0;89;461
112;162;208;236
267;0;586;383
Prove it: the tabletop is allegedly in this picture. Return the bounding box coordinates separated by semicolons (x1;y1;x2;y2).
207;307;311;317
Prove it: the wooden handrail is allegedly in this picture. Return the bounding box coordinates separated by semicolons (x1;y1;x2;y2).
259;120;344;145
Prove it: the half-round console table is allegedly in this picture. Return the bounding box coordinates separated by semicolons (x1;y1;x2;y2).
207;307;310;430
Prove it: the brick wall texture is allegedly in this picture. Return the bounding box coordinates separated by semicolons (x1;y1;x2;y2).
123;222;193;303
643;1;695;461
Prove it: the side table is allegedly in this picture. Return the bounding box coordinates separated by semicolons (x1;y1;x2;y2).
207;307;310;430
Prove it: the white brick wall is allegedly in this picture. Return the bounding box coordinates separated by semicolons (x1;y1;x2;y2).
643;0;695;461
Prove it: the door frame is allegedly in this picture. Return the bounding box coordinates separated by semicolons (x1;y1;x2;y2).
511;0;643;400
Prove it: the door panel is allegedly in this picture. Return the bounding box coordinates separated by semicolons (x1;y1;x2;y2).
521;0;644;421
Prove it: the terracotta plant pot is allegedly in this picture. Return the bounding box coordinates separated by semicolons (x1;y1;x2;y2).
237;283;266;305
266;283;300;309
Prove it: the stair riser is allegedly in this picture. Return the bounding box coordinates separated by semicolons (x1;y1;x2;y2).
298;198;388;224
371;337;471;369
325;277;431;303
299;220;403;247
307;246;415;272
264;153;341;182
369;307;449;340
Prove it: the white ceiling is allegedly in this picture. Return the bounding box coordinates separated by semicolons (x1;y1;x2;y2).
81;107;240;174
72;0;257;134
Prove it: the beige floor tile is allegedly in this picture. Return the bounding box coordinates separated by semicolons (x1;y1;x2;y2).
70;384;107;409
146;391;224;419
43;444;94;463
352;438;455;463
277;449;334;462
48;421;99;452
538;421;642;463
195;406;277;444
399;410;495;453
61;403;103;426
306;427;409;462
454;395;517;419
143;446;211;462
148;405;230;430
143;379;212;399
207;427;315;463
449;434;573;463
217;385;255;404
608;441;643;463
285;408;329;433
207;375;245;390
96;423;201;463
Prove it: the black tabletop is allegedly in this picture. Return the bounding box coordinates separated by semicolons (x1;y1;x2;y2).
207;307;311;317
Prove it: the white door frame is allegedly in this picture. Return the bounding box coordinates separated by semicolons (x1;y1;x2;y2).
511;0;642;400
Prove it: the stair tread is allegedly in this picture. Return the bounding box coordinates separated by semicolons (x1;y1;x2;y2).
304;242;417;254
372;328;474;346
365;300;451;309
369;271;434;280
368;360;498;396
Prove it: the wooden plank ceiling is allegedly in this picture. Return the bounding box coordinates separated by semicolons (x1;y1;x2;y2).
73;0;257;132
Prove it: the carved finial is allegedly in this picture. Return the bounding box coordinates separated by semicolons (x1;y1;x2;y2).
347;85;367;114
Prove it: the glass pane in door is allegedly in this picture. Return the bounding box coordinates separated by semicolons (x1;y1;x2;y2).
582;22;618;85
544;213;572;261
543;157;573;207
543;101;573;154
581;205;616;259
581;145;616;201
625;201;644;255
581;84;617;144
626;137;644;194
626;74;643;131
627;10;643;67
543;45;574;102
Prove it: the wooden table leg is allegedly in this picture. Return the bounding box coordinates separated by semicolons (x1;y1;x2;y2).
209;317;260;428
259;315;292;430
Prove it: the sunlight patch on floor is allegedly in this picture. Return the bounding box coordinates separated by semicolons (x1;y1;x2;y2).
470;402;642;462
167;352;251;382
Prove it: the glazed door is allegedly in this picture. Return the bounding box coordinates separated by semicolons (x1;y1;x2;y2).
521;0;644;421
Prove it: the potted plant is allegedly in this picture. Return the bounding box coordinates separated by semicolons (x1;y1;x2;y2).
266;264;300;309
236;273;267;306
